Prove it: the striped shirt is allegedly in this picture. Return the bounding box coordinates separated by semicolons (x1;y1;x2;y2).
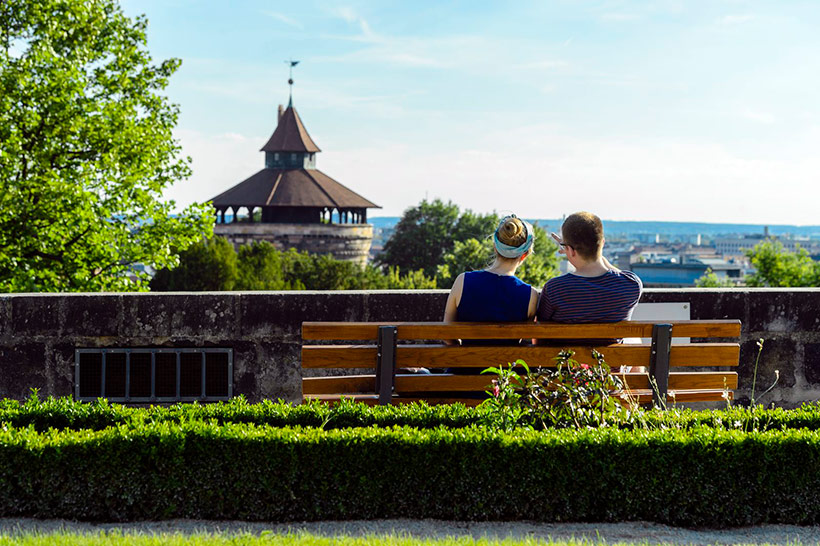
537;270;642;323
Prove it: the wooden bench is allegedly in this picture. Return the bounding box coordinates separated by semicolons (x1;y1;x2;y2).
301;320;741;407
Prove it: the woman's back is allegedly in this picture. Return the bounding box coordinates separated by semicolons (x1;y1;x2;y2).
456;270;533;322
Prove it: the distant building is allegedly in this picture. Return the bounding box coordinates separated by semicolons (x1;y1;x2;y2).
631;257;742;287
210;92;379;265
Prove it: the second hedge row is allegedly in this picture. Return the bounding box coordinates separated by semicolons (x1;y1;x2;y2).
3;396;820;432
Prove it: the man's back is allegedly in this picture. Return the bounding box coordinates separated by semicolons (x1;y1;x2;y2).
537;269;642;323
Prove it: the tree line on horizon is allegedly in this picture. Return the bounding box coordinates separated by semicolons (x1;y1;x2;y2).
150;198;561;292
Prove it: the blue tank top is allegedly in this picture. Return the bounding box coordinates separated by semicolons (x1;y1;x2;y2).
456;270;533;322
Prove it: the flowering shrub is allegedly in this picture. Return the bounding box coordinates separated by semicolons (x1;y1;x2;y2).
479;350;637;430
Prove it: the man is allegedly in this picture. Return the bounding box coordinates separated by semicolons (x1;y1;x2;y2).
537;211;642;323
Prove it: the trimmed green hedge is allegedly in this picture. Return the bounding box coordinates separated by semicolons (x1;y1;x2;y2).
2;420;820;526
4;396;820;432
0;397;482;431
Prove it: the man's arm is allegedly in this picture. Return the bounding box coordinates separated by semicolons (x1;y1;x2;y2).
601;255;620;271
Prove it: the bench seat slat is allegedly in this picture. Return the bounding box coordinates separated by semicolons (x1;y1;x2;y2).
303;394;485;407
302;371;738;395
303;389;732;407
302;320;741;341
301;343;740;369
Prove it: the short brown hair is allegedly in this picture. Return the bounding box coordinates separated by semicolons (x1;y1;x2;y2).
561;212;603;260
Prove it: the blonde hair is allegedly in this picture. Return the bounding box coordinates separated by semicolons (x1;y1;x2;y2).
497;216;528;248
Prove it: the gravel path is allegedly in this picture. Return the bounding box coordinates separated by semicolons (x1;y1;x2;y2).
1;518;819;545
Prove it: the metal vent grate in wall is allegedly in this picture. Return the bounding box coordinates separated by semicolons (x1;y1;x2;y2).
75;348;233;403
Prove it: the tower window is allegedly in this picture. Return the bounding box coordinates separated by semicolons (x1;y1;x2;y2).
274;153;280;160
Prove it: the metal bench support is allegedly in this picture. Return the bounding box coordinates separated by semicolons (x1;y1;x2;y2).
649;323;673;408
376;325;397;405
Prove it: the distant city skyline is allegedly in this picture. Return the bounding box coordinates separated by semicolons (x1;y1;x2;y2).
123;0;820;225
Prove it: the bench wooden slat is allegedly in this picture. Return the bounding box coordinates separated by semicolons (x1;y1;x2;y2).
302;343;740;369
303;394;485;407
626;389;733;404
303;371;738;395
396;344;739;368
302;345;377;368
302;320;741;341
303;390;732;407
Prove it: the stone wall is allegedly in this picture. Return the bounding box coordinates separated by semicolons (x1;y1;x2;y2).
215;223;373;265
0;289;818;407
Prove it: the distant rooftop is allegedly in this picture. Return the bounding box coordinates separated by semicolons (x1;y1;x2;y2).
211;168;377;209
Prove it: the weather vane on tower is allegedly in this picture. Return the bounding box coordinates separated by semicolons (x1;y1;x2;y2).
285;59;299;107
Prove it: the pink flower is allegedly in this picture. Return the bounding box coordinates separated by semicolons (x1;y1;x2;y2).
492;380;500;397
580;363;590;370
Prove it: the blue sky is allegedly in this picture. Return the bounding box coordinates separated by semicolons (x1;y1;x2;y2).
122;0;820;224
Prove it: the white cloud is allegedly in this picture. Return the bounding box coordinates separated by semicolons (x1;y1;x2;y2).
600;13;641;22
740;110;777;124
517;60;570;70
323;125;820;225
165;129;266;208
718;14;755;25
165;121;820;226
330;6;377;41
261;11;304;30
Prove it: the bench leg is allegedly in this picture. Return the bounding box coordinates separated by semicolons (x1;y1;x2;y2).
649;324;672;409
376;326;397;405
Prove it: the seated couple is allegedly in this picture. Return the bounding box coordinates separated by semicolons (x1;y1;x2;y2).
443;211;643;332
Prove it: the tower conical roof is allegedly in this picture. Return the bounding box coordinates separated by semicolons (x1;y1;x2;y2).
210;168;378;209
260;106;321;153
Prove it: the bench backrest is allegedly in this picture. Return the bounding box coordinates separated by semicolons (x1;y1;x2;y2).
302;320;741;407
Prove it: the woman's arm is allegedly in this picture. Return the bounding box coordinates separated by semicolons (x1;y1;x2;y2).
442;273;465;345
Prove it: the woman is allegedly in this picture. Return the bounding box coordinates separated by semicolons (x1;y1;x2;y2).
443;214;539;331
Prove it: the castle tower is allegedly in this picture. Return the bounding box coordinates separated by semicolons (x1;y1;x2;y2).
211;86;379;265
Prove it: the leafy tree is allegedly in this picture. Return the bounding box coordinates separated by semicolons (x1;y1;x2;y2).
452;209;498;243
378;199;497;278
695;268;735;288
513;223;561;288
382;266;437;289
437;222;560;288
437;238;493;288
745;240;820;287
152;239;437;291
235;241;293;290
150;237;237;291
0;0;212;291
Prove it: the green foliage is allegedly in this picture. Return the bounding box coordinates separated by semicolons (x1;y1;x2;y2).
436;221;560;288
150;237;237;291
6;401;820;525
436;238;493;288
480;353;633;431
511;222;561;288
0;0;213;292
13;395;820;434
745;239;820;287
235;241;293;290
694;268;736;287
378;199;498;278
151;240;436;291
